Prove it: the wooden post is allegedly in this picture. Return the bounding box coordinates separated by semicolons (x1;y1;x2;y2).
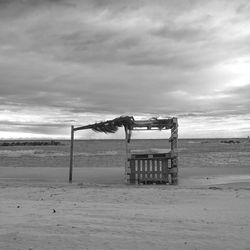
69;125;74;183
124;126;130;183
170;118;178;185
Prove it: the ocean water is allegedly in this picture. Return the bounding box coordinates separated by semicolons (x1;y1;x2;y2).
0;139;250;168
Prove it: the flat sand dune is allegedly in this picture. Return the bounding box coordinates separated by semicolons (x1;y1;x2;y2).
0;166;250;250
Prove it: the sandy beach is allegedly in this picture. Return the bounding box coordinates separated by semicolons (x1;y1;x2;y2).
1;166;250;250
1;0;250;248
1;137;250;250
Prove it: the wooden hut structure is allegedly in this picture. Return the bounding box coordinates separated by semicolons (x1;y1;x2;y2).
69;116;178;185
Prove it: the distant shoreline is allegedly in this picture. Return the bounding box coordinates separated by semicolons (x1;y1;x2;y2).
0;137;249;141
0;140;63;146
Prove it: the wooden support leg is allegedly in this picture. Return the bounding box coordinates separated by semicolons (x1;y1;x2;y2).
170;118;178;185
170;158;178;185
124;126;130;183
69;125;74;183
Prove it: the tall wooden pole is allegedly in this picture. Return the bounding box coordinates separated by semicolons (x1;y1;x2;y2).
69;125;74;183
124;126;129;183
170;118;178;185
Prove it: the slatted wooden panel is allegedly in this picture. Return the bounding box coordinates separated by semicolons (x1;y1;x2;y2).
129;157;171;184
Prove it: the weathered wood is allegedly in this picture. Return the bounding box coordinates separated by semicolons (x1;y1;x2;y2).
169;167;178;173
151;160;155;181
171;158;178;185
169;118;178;185
69;125;74;183
171;173;178;185
156;160;161;180
132;118;174;130
73;117;177;133
130;152;173;159
130;159;136;184
70;116;178;185
162;158;168;183
124;126;129;183
128;153;175;184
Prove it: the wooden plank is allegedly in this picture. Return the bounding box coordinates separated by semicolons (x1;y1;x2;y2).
137;160;140;183
172;117;178;124
124;127;130;183
170;157;178;185
156;159;161;181
131;153;172;160
170;119;178;185
132;128;168;131
130;159;136;184
155;160;159;181
141;160;146;183
69;125;74;183
148;160;154;183
140;159;143;183
162;159;168;183
171;157;178;167
133;119;173;129
169;167;178;174
135;160;138;183
151;160;156;181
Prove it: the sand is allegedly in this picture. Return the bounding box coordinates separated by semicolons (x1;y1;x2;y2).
0;166;250;250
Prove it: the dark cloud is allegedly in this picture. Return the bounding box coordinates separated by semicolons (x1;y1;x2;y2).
151;25;209;42
0;0;73;7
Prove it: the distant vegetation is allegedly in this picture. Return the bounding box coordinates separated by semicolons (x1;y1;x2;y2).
220;140;240;144
0;140;63;146
201;139;246;144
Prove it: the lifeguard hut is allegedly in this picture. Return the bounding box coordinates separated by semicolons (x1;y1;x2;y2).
69;116;178;185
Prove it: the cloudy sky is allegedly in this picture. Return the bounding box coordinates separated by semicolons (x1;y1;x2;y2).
0;0;250;139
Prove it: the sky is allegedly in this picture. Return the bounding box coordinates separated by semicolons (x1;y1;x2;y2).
0;0;250;139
